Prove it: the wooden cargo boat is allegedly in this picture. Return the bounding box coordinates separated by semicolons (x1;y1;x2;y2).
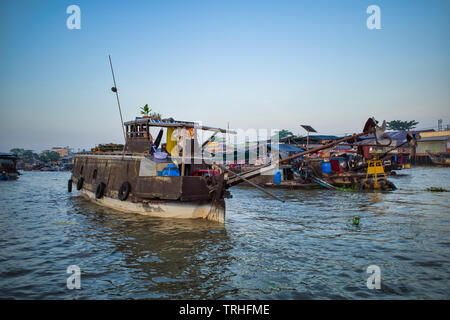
69;118;237;223
0;153;20;180
427;152;450;167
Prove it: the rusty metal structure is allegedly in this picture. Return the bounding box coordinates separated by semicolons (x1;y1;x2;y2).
230;117;401;191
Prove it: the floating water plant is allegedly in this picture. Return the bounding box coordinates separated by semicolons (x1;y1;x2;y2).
425;187;448;192
351;216;360;226
338;184;359;192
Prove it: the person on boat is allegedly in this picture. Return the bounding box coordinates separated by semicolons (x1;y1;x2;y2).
0;170;9;181
160;143;167;154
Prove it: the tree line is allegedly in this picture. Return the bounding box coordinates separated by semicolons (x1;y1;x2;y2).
275;120;419;139
9;148;61;163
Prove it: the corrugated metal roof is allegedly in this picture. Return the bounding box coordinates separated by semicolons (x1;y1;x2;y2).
418;136;450;142
0;153;18;159
280;135;340;143
359;131;408;143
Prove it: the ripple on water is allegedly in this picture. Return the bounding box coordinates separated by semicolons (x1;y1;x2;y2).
0;168;449;299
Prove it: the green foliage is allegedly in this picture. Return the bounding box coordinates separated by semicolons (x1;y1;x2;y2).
140;104;150;116
149;111;162;118
425;187;448;192
277;129;294;139
140;104;161;118
10;148;38;162
38;151;60;162
10;148;60;163
351;216;360;226
386;120;419;131
338;184;359;191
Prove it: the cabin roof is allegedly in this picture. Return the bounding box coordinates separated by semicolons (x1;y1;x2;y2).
0;153;18;159
124;117;236;134
268;143;305;153
280;134;341;144
359;131;410;144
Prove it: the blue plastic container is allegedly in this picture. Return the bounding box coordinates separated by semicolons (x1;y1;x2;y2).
321;161;332;174
274;171;282;185
162;164;180;176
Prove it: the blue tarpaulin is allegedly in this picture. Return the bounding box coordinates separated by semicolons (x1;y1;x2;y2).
268;144;305;153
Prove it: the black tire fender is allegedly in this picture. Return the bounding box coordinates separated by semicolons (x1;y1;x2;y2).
95;182;106;199
359;181;365;191
205;175;214;187
76;177;84;190
118;181;131;201
68;179;73;193
387;180;397;191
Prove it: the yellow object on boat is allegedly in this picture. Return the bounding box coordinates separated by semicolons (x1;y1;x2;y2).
364;160;386;189
166;127;178;156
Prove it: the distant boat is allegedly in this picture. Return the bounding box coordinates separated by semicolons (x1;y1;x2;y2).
427;152;450;167
0;153;20;180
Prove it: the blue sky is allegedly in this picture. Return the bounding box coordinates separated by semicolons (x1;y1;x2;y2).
1;0;449;152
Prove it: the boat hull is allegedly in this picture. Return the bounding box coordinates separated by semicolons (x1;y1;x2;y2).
427;153;450;167
78;188;225;223
0;173;19;180
71;153;228;223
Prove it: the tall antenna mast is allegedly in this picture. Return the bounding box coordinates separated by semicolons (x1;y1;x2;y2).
108;55;127;144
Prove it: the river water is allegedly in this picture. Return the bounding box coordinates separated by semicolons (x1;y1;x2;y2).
0;167;449;299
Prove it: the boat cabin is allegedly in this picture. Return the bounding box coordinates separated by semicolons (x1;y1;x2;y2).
123;117;235;156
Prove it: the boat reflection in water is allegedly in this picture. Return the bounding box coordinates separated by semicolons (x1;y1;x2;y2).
69;195;235;299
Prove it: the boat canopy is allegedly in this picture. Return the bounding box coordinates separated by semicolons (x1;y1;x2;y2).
0;153;18;159
124;117;236;134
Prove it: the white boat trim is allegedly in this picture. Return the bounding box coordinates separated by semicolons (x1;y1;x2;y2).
78;189;225;223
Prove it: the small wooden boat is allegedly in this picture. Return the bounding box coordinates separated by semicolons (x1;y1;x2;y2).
427;152;450;167
0;153;20;180
70;117;238;223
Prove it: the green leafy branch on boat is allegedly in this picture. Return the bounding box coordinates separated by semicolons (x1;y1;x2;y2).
140;104;162;118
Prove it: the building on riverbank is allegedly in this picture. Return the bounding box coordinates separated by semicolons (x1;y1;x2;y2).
414;130;450;165
416;130;450;155
52;147;70;158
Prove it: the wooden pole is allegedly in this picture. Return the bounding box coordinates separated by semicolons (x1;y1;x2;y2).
202;132;218;149
218;164;285;202
280;132;368;164
108;55;127;144
307;131;310;149
181;127;186;176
